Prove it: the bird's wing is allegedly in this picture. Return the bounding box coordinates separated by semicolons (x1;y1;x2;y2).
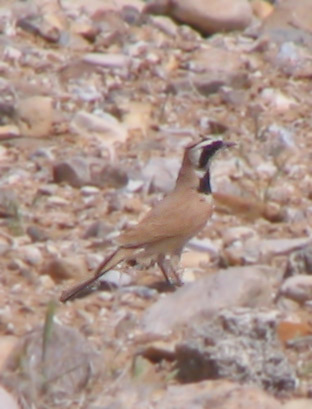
118;190;213;248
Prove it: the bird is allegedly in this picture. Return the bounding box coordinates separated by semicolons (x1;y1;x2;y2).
60;137;235;302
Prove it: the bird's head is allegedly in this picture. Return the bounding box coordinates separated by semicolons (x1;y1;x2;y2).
187;137;235;173
176;137;235;194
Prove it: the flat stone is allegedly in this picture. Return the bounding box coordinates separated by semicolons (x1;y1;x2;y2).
145;0;252;35
82;52;130;69
141;265;274;335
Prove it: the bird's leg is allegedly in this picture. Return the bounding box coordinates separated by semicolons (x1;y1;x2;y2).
156;254;173;284
170;252;183;286
157;254;183;286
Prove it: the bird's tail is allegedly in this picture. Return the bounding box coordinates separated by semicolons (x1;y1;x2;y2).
59;247;133;302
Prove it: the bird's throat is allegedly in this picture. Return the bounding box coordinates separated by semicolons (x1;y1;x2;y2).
198;169;212;194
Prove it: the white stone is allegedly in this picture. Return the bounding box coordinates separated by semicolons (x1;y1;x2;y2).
82;53;130;69
20;245;43;265
80;186;100;196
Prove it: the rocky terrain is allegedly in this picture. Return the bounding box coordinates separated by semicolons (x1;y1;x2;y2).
1;0;312;408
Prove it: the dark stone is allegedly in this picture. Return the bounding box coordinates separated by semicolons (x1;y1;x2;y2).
26;225;48;242
175;308;297;393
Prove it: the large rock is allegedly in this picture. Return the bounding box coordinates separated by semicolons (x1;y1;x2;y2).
2;323;98;405
145;0;252;35
141;265;274;335
175;308;296;391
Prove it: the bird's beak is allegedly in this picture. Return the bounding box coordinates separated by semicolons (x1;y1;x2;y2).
223;141;236;149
